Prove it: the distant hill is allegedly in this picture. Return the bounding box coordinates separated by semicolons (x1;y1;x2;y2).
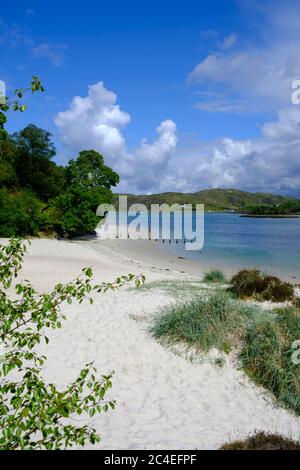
113;188;300;212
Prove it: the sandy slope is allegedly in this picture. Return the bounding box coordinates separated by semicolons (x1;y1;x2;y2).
14;239;300;449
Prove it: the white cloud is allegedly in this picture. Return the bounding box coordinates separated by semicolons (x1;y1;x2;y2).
122;120;178;191
262;107;300;141
221;33;236;50
188;46;300;113
55;82;177;192
163;106;300;196
188;3;300;114
30;43;67;66
55;82;130;161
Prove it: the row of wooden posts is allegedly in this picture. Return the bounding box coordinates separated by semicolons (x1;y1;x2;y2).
110;233;188;244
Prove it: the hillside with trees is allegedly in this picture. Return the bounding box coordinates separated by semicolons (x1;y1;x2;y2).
114;189;300;213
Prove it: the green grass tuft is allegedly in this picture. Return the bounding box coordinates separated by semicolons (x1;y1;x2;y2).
240;306;300;415
202;269;227;284
151;290;247;354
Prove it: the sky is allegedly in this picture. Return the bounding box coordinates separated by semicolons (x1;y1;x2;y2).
1;0;300;196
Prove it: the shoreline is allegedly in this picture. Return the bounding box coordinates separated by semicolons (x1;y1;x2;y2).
80;237;300;284
240;214;300;219
82;238;210;279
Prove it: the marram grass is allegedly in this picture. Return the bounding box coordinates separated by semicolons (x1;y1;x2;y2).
202;269;227;284
240;307;300;415
151;290;254;354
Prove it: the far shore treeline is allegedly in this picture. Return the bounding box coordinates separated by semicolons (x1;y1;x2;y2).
114;189;300;215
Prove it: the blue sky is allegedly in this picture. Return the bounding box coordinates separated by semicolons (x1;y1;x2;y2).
1;0;300;195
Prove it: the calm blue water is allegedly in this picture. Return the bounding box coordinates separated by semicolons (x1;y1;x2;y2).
112;212;300;278
159;213;300;279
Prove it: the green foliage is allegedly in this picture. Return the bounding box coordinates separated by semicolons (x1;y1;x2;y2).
0;239;145;449
230;269;294;302
66;150;119;190
245;200;300;216
53;186;108;237
240;307;300;415
13;124;65;201
0;76;44;141
202;269;227;284
221;432;300;450
0;189;46;237
54;150;119;238
0;138;17;188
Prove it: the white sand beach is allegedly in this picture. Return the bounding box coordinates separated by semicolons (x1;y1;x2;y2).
15;238;300;449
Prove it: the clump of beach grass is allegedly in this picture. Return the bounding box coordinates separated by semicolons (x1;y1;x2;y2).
202;269;227;284
240;306;300;415
151;290;249;354
220;432;300;450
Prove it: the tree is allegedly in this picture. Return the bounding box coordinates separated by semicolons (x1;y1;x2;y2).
0;77;45;188
13;125;65;201
65;150;119;190
54;186;110;237
0;138;17;188
0;239;144;449
55;150;119;237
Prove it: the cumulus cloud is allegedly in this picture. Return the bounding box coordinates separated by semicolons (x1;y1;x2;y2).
55;82;130;160
55;82;177;192
163;107;300;196
123;120;178;191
